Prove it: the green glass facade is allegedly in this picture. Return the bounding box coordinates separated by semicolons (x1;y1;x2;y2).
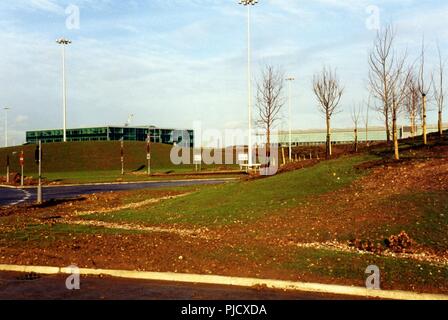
26;126;194;147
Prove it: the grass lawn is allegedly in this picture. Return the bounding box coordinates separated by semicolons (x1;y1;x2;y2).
38;169;242;184
83;154;379;226
1;223;143;243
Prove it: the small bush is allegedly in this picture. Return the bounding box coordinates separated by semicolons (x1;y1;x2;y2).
384;231;413;253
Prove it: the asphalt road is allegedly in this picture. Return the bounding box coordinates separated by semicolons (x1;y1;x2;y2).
0;179;230;207
0;272;358;300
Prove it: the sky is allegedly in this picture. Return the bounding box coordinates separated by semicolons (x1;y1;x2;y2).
0;0;448;146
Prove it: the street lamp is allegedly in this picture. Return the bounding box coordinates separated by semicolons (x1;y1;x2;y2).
56;38;72;143
239;0;258;168
285;77;295;162
3;107;10;148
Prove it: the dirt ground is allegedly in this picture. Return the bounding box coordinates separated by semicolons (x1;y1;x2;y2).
1;144;447;295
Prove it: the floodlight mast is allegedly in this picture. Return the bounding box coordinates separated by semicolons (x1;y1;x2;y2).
56;38;72;142
238;0;258;168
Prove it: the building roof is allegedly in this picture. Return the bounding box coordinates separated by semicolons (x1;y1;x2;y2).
26;125;193;132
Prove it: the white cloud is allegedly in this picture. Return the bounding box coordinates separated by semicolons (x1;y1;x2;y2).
0;0;446;147
30;0;64;14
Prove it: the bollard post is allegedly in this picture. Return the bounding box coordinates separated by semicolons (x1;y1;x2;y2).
37;140;43;204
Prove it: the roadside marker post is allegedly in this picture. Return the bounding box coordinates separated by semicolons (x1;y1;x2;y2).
146;133;151;176
36;140;43;204
121;140;124;176
5;155;10;183
19;150;24;187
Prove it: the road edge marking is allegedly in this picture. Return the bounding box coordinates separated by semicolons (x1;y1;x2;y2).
0;264;446;300
0;188;31;207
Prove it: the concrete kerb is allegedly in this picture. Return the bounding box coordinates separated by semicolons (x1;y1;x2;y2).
0;264;447;300
0;184;19;189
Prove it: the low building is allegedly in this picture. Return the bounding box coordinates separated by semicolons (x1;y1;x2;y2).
275;124;445;146
26;126;194;147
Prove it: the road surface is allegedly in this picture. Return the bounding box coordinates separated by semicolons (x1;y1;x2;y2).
0;179;230;207
0;272;360;300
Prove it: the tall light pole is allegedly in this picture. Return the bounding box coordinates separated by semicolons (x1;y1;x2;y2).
239;0;258;168
3;107;10;148
56;38;72;143
286;77;295;162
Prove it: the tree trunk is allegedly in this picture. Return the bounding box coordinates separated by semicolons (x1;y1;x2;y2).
354;128;358;153
326;116;331;159
439;111;443;137
392;111;399;160
266;125;271;155
385;107;391;144
365;125;369;146
410;115;415;138
411;93;417;139
422;94;427;145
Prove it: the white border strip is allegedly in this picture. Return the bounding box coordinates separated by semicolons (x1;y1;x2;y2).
0;188;31;207
0;264;446;300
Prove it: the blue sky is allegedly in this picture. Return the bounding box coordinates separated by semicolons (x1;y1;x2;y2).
1;0;447;145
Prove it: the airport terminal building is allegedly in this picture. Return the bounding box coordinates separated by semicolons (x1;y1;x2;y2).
26;126;194;147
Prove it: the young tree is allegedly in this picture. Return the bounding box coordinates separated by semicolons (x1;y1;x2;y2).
405;69;421;138
255;65;286;149
433;42;446;137
418;38;432;145
389;54;411;160
351;103;362;152
313;66;344;159
368;25;395;144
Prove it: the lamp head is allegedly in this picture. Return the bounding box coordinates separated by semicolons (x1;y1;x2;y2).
239;0;259;6
56;38;72;45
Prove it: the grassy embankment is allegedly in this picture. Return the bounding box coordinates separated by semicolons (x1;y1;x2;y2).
0;141;240;184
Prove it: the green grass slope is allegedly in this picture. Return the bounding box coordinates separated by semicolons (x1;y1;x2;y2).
85;154;378;225
0;141;184;174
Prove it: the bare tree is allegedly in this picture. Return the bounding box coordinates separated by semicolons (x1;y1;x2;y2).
256;65;286;149
405;69;421;138
369;24;395;144
417;38;432;145
313;66;344;159
433;42;446;137
390;54;411;160
351;103;362;152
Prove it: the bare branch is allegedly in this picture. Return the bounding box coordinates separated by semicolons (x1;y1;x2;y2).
255;65;286;146
312;65;344;158
313;66;344;118
368;24;396;143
